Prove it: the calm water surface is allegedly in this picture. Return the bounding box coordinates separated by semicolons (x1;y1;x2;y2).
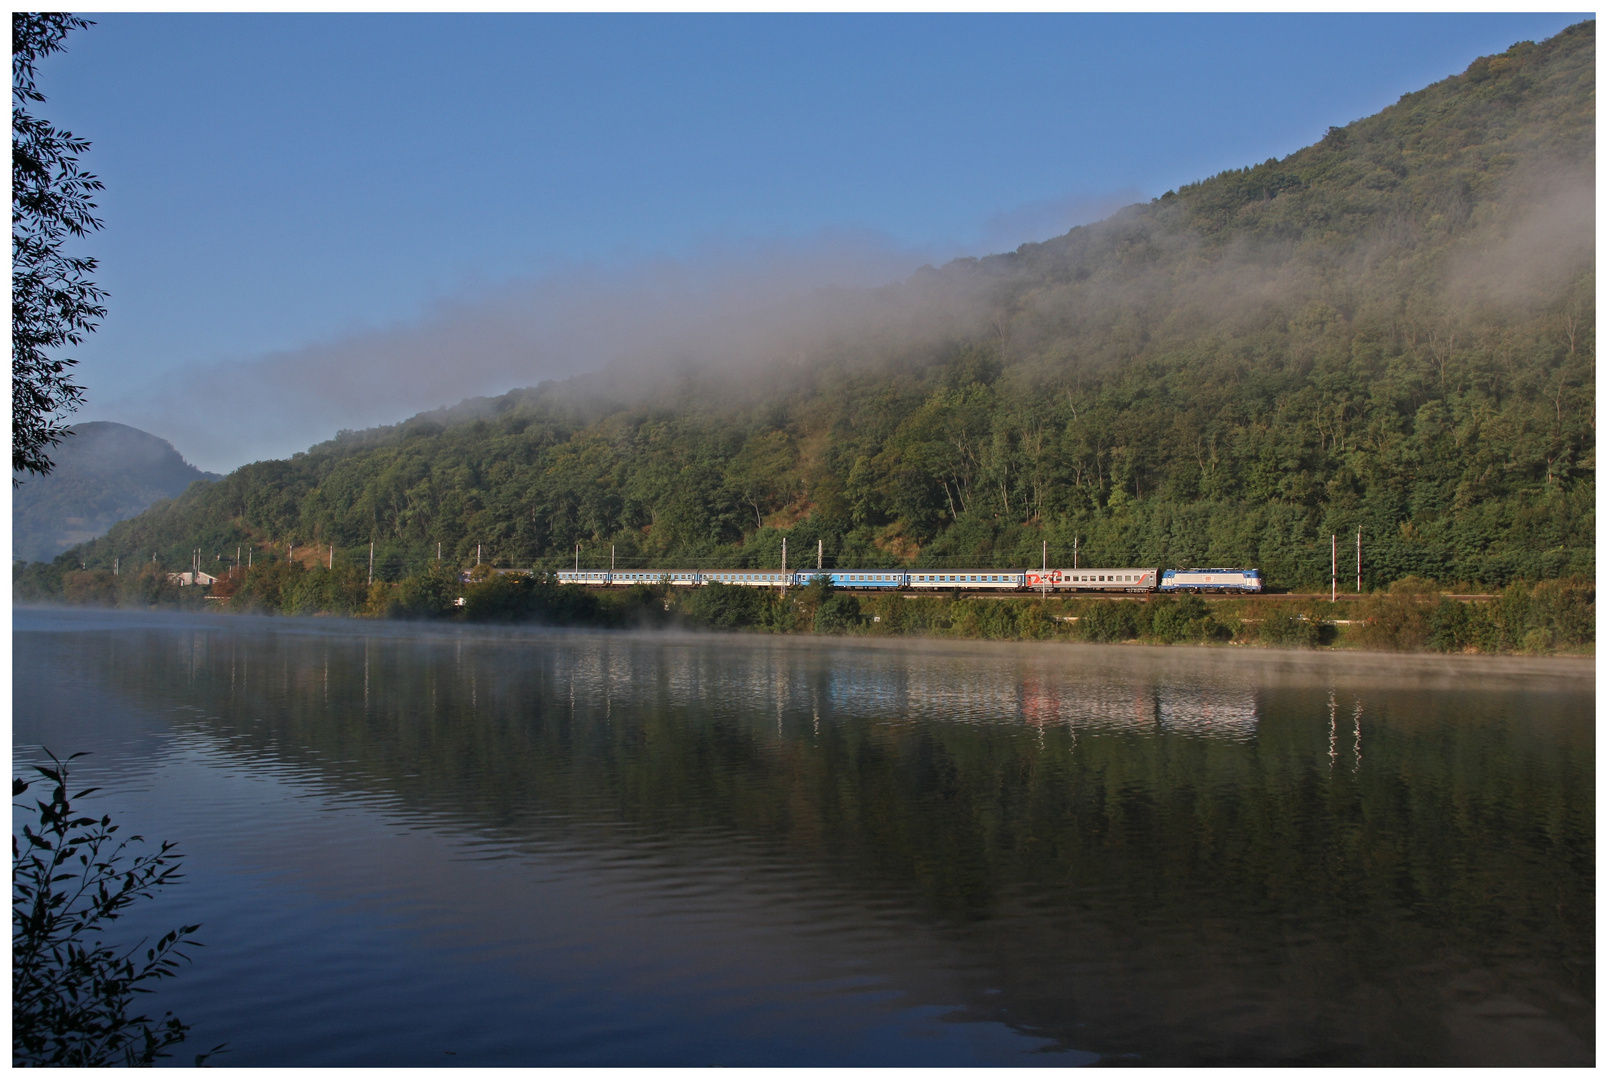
12;607;1594;1066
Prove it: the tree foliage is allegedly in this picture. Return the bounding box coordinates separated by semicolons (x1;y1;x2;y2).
12;13;105;478
12;752;214;1066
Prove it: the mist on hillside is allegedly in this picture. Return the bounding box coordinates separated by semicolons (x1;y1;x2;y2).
95;192;1136;475
85;235;911;470
92;185;1157;473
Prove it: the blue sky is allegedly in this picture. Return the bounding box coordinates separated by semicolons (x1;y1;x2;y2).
39;12;1588;469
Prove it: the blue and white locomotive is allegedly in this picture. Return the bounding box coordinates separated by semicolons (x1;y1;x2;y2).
1158;568;1262;593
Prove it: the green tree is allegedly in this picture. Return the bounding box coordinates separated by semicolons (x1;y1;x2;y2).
13;14;105;478
396;561;460;619
813;591;861;634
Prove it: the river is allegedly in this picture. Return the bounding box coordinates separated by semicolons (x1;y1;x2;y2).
12;606;1594;1066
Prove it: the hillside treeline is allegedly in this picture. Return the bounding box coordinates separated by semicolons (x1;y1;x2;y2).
26;23;1595;593
18;555;1593;656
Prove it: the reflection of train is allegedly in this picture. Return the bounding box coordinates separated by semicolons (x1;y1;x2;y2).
550;566;1262;593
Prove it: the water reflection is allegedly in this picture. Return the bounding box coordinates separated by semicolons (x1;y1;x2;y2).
12;609;1595;1066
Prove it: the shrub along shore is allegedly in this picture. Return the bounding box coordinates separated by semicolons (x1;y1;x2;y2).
15;559;1593;656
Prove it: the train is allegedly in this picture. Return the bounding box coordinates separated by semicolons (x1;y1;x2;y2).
549;566;1262;594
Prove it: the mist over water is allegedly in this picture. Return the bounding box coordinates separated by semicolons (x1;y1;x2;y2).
13;608;1593;1066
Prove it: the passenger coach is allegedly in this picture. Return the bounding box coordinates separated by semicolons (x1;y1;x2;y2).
699;569;792;588
795;569;907;589
1025;568;1158;593
906;570;1024;589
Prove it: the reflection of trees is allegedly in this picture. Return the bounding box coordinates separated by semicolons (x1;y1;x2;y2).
70;628;1593;1063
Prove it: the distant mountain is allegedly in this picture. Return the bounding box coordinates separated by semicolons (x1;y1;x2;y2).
12;422;220;563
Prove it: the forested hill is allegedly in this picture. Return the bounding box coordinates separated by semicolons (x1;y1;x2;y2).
47;23;1595;591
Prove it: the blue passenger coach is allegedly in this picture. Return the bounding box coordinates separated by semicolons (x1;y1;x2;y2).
794;569;907;589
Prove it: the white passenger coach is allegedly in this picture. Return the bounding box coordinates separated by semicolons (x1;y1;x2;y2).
1025;568;1158;593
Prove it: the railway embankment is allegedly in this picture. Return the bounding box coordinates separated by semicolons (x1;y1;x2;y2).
20;563;1592;657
